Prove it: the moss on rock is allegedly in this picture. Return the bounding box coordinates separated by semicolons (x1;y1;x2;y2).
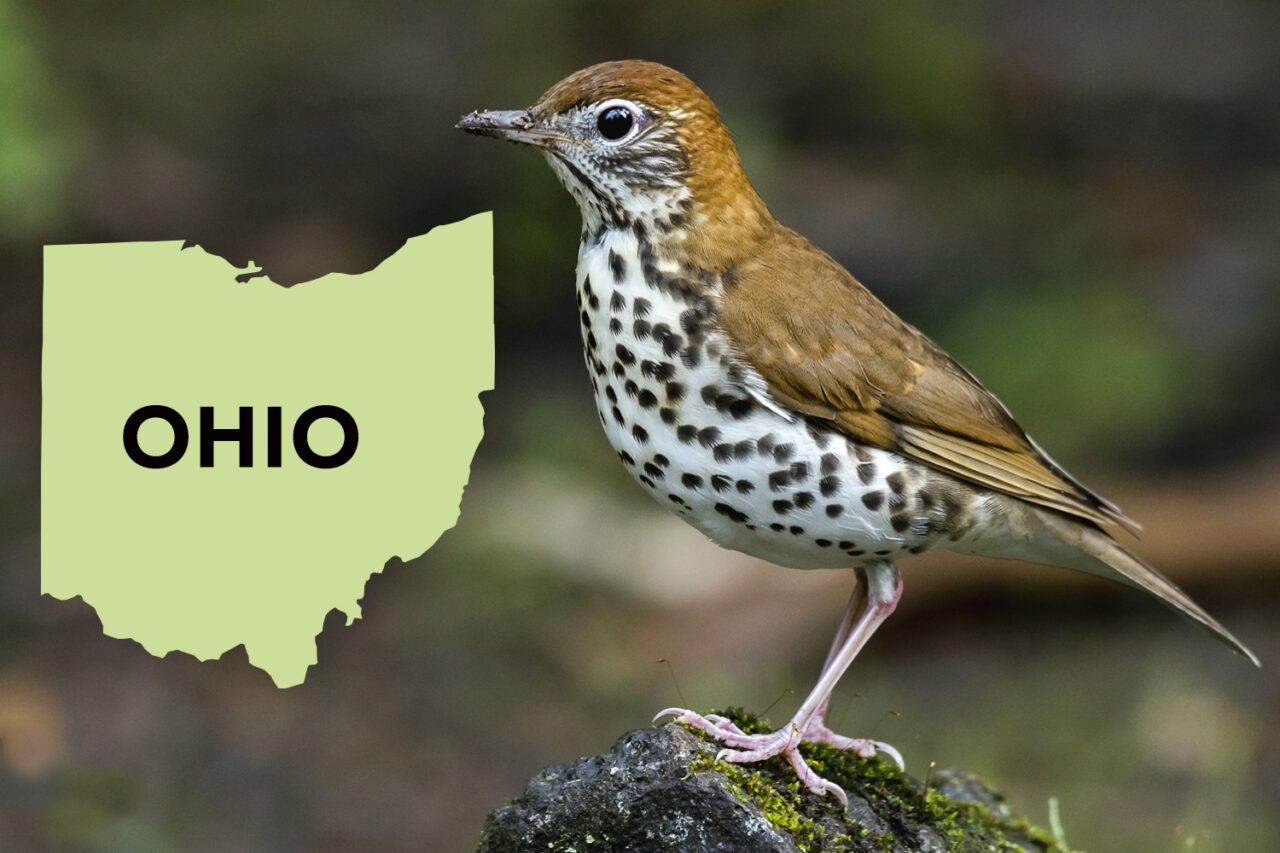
476;708;1078;853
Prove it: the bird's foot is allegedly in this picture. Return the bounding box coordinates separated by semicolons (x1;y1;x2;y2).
654;707;900;804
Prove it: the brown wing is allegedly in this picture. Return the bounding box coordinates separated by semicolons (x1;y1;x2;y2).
720;225;1136;532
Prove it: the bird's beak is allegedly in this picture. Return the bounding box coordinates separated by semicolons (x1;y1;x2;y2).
456;109;561;148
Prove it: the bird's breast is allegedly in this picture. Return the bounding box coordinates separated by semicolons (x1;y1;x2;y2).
573;229;961;569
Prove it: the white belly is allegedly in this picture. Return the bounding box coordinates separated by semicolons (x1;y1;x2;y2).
576;228;940;569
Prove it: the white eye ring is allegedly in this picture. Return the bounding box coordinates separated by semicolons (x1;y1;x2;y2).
594;98;643;145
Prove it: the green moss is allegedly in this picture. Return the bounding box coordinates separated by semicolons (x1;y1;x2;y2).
679;709;1077;853
686;750;856;853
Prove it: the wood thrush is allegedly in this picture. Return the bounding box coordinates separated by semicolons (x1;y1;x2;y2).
459;60;1258;802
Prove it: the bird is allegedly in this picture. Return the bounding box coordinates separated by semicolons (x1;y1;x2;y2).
457;60;1260;803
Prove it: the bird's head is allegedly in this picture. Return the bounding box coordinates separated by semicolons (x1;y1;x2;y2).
458;60;770;268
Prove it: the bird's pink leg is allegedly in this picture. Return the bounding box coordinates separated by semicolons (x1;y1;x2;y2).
667;578;869;740
809;578;868;722
656;562;904;802
792;576;904;768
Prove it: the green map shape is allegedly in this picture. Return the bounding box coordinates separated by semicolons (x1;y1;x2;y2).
41;213;493;687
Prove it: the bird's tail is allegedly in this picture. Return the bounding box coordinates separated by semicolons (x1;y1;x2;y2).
985;501;1260;667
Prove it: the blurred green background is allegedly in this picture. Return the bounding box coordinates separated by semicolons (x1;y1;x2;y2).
1;1;1278;850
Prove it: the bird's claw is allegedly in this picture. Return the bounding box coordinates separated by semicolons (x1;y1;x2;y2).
656;707;899;804
800;719;904;769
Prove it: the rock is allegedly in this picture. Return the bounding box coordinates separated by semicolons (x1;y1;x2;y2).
475;711;1072;853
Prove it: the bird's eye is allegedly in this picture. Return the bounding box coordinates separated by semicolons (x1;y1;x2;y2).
596;106;634;141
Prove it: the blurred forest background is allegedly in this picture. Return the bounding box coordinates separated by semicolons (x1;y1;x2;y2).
1;1;1278;851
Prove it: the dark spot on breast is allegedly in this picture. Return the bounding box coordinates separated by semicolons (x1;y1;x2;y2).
609;318;622;334
609;250;626;281
659;407;676;424
677;425;697;443
655;363;677;381
643;462;664;479
701;385;720;404
769;522;785;532
714;503;750;524
668;493;686;506
580;310;590;328
819;476;840;497
862;491;884;511
826;504;843;518
789;461;810;481
652;454;669;467
820;453;841;474
838;541;854;550
768;471;791;491
733;440;755;460
772;444;794;463
772;499;793;514
633;319;652;339
618;450;635;466
711;474;732;493
854;446;872;463
735;479;754;494
697;426;721;447
610;291;626;312
639;475;655;487
789;525;804;535
713;444;733;463
605;386;618;403
588;294;600;310
857;463;876;485
637;389;658;409
615;344;635;365
665;381;684;401
712;393;744;416
632;425;649;443
757;434;777;456
815;539;832;548
612;363;625;379
611;406;625;425
874;549;892;556
793;491;815;510
679;308;703;335
586;331;597;351
890;514;911;533
681;473;703;489
680;346;701;367
633;297;651;318
886;472;905;495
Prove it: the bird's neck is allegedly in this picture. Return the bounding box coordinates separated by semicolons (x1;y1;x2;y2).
579;184;773;275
